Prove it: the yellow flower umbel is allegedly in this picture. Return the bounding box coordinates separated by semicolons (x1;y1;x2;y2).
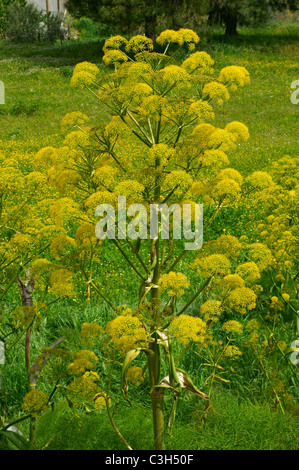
159;272;190;297
222;320;243;335
105;314;148;354
200;300;223;323
126;366;145;386
67;350;99;376
70;62;100;89
22;389;49;417
169;314;206;345
227;287;257;314
81;322;104;347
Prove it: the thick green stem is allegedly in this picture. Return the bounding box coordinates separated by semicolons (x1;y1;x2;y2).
148;334;165;450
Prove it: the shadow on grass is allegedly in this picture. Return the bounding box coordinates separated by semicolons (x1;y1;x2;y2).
0;22;298;67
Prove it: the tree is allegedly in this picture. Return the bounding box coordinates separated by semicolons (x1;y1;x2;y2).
65;0;208;39
208;0;299;36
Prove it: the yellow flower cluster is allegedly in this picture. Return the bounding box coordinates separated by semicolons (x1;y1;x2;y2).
159;271;190;297
67;371;100;404
218;66;250;91
222;320;243;335
50;268;74;297
105;314;148;354
126;366;144;386
156;28;200;50
202;81;230;105
169;314;206;345
22;389;49;417
182;51;214;74
192;253;231;277
81;322;104;346
67;350;99;376
200;300;223;323
227;287;257;314
70;61;100;89
61;111;89;135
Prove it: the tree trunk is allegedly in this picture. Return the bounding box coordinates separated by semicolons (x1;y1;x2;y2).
224;11;238;36
144;0;157;40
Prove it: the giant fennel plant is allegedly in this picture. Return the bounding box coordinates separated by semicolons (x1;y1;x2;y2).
29;29;268;450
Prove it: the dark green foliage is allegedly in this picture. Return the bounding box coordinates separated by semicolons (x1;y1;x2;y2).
4;1;65;43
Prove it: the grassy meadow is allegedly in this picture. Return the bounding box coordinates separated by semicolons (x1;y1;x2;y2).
0;21;299;451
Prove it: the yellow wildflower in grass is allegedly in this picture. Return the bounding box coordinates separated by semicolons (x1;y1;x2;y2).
34;146;58;171
236;262;261;286
114;180;145;204
163;170;194;194
63;130;90;150
246;319;260;331
159;272;190;297
161;64;190;88
126;366;144;386
148;143;175;168
218;168;243;186
81;322;104;347
50;269;74;297
84;191;118;215
227;287;257;314
70;71;97;88
22;389;49;417
137;94;167;121
222;320;243;335
31;258;53;278
223;345;242;359
214;234;242;258
177;28;200;49
282;293;290;302
246;171;274;189
50;197;81;228
200;300;223;323
169;314;206;345
105;314;148;354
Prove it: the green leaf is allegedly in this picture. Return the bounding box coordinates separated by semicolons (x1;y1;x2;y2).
0;430;35;450
121;348;153;403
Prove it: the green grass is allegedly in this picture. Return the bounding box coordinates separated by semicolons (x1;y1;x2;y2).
0;22;298;172
26;388;298;450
